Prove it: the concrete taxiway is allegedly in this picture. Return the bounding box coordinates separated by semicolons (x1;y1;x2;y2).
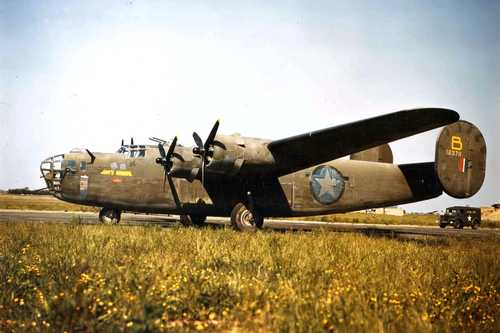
1;210;498;240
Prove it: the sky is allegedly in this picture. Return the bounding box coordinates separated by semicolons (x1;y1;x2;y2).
1;0;499;212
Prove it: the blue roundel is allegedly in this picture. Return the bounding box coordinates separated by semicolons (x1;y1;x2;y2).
310;165;345;205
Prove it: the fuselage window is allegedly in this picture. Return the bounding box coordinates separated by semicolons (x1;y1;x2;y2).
67;160;77;171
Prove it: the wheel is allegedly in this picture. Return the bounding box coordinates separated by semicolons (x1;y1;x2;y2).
179;215;207;227
99;208;121;224
179;215;191;226
471;220;480;229
230;203;264;231
456;220;464;229
439;223;446;229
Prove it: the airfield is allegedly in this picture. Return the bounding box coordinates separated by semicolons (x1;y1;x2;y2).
1;210;498;241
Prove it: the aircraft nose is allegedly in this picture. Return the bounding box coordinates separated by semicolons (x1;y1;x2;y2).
40;154;65;194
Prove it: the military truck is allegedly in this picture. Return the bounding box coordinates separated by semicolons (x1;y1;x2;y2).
439;206;481;229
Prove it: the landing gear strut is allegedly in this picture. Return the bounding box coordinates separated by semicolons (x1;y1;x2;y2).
99;208;121;224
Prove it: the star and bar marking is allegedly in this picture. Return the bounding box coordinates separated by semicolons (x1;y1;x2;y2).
310;165;345;205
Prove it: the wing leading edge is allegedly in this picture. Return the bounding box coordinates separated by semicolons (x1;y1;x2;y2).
267;108;459;177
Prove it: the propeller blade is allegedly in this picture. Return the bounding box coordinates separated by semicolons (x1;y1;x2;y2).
121;139;124;146
167;173;182;209
201;159;205;186
192;132;204;150
131;137;134;145
166;136;177;158
158;143;166;158
204;120;219;151
162;169;167;192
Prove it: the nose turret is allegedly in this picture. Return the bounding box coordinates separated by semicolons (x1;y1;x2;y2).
40;154;65;195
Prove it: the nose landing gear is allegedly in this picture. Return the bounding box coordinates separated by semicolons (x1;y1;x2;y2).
99;208;121;224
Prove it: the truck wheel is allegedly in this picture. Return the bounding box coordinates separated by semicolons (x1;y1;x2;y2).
456;220;464;229
471;220;480;229
230;203;264;231
439;223;446;228
99;208;121;224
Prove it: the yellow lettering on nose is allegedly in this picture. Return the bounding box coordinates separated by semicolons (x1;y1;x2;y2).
451;136;463;151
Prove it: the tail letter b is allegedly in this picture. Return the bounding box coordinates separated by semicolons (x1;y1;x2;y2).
451;136;463;151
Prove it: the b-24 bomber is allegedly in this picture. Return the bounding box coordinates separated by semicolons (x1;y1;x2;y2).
41;108;486;230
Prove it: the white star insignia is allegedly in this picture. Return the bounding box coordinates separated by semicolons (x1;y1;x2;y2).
316;169;337;198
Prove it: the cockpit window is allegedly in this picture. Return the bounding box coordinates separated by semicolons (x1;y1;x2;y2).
67;160;77;171
117;145;146;158
132;150;145;158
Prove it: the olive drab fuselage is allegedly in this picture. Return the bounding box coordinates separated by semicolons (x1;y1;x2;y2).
43;134;441;217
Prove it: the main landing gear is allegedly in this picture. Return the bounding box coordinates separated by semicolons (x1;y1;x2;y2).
230;202;264;231
99;208;121;224
179;215;207;227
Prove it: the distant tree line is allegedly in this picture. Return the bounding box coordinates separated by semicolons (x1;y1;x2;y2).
7;187;50;195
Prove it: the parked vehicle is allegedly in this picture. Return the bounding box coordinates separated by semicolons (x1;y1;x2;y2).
438;206;481;229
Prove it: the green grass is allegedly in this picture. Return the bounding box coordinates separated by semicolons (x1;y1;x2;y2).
0;223;498;332
298;212;437;226
298;213;500;229
0;194;97;212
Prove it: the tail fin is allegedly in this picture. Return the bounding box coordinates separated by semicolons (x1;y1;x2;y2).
435;120;486;198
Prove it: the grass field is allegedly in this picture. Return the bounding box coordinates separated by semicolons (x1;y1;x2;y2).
0;194;97;212
300;213;500;229
0;223;498;332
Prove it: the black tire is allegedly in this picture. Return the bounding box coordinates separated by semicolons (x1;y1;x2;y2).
191;215;207;227
179;215;207;227
457;220;464;229
99;208;121;224
471;220;480;229
179;215;192;226
439;223;447;229
230;203;264;231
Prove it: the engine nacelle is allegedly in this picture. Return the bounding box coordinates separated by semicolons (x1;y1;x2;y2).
207;134;275;176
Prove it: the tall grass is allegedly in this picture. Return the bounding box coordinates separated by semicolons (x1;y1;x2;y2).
0;223;498;332
0;194;97;212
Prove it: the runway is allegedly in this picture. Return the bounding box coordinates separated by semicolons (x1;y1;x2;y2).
0;210;498;240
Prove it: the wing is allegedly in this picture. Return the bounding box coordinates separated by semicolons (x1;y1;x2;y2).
267;108;459;176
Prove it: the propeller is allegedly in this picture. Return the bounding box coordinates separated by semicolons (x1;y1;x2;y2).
192;120;219;186
155;137;178;191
